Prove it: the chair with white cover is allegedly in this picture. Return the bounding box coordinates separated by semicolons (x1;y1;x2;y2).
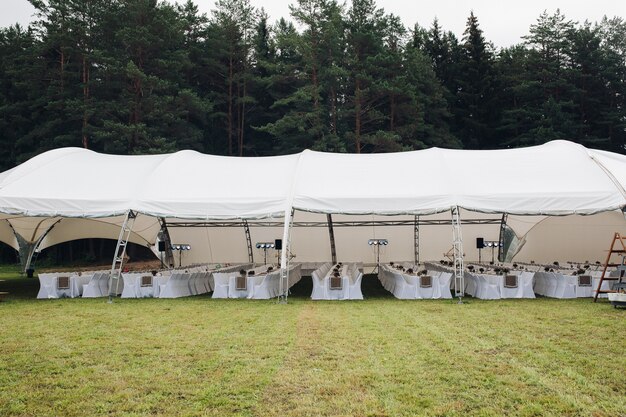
72;274;92;297
121;273;141;298
311;270;326;300
377;267;392;292
392;272;415;299
248;270;281;299
212;272;231;298
82;272;116;298
592;270;613;298
288;264;302;288
188;272;201;295
347;271;364;300
533;271;556;297
153;274;169;298
553;273;576;298
465;272;479;297
436;272;453;299
37;273;58;299
199;271;211;294
159;272;190;298
475;274;501;299
516;272;536;298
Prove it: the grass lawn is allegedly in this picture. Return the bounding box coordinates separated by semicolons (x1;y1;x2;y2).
0;265;625;416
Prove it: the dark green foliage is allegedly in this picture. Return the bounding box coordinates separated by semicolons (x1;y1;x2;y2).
0;2;623;170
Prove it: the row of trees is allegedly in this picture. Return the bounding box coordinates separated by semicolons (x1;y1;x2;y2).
0;0;624;172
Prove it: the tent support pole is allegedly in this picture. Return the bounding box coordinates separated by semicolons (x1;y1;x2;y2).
414;215;420;265
327;214;337;264
108;210;137;303
11;219;62;274
242;220;254;264
497;213;508;262
157;217;175;268
278;208;295;304
451;207;464;303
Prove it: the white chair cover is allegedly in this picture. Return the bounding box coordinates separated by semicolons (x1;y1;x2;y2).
82;272;119;298
212;272;231;298
437;272;453;299
159;273;192;298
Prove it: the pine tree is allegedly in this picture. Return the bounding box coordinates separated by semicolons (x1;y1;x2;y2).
522;9;578;143
455;11;499;149
212;0;257;156
345;0;387;153
0;24;36;169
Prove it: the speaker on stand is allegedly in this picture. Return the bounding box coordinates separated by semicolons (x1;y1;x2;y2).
274;239;283;267
158;241;166;269
476;238;485;263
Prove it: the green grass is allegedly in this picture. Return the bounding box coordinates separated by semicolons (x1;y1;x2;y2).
1;265;625;417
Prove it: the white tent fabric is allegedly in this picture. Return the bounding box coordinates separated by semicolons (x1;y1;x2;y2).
293;141;626;215
0;140;624;269
0;141;623;221
0;148;300;219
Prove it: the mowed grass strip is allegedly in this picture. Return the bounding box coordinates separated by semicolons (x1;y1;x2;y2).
0;268;624;416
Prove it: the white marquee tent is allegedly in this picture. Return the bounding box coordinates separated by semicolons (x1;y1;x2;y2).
0;140;624;297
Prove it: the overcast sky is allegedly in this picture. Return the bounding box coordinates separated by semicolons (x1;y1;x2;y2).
1;0;624;47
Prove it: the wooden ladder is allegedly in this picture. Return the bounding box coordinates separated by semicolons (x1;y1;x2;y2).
593;232;626;302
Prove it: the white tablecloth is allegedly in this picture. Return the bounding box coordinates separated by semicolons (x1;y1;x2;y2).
37;273;91;299
121;273;163;298
227;264;301;299
378;265;452;299
311;263;363;300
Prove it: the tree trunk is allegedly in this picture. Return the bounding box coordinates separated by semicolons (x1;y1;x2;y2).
239;76;246;157
390;93;396;131
228;56;234;156
82;55;90;149
355;79;362;153
60;49;64;94
330;87;337;135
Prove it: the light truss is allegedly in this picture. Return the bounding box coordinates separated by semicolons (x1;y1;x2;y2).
166;218;502;228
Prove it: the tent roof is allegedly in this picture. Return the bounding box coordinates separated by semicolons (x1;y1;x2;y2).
0;141;624;219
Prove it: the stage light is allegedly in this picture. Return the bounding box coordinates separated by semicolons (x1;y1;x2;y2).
170;244;191;267
368;238;389;270
255;242;277;265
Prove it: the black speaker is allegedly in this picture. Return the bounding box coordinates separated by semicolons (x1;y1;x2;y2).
158;241;166;252
274;239;282;250
476;237;484;249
